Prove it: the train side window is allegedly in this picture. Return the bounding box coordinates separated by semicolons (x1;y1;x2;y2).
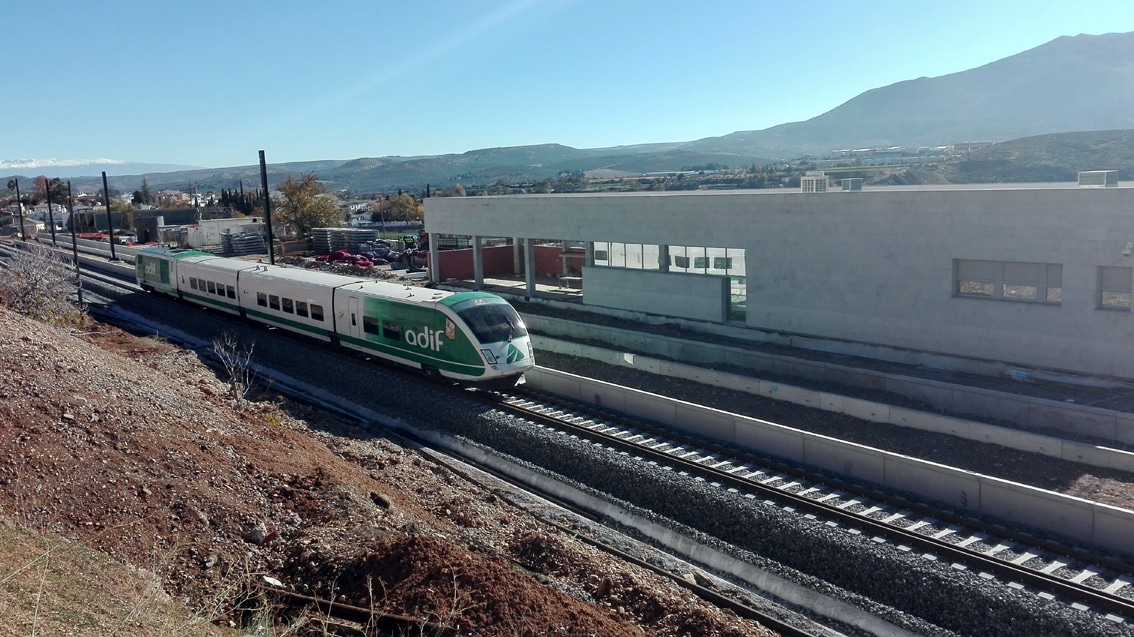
207;281;217;295
269;295;280;310
282;298;294;313
363;315;380;335
693;256;709;269
310;304;324;321
296;301;309;318
673;256;690;268
190;277;199;290
257;292;268;307
227;285;236;299
382;320;401;341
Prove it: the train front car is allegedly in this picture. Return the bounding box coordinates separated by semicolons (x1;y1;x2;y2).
440;292;534;388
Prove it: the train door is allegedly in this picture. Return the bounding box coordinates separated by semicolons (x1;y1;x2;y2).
347;296;362;340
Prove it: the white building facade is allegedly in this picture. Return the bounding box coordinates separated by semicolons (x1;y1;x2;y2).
425;184;1134;381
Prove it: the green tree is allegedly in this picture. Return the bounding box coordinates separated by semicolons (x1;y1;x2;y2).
132;177;153;206
275;173;342;236
110;199;138;231
387;193;419;222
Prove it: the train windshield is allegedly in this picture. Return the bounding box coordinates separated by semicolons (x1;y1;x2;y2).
450;297;528;344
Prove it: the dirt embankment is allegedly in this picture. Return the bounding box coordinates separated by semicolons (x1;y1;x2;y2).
0;307;775;637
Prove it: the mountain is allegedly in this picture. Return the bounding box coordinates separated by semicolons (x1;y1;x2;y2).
7;32;1134;195
0;159;201;178
692;31;1134;155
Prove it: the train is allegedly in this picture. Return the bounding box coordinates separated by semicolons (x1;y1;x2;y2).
134;246;534;388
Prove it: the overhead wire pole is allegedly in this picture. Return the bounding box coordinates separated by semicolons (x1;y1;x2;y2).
8;178;25;240
45;182;57;245
66;181;84;308
258;150;275;265
101;171;118;261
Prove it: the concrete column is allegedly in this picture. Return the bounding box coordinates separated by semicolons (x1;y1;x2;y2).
428;237;440;283
472;235;484;290
659;244;670;272
524;238;536;299
513;237;523;274
585;241;595;267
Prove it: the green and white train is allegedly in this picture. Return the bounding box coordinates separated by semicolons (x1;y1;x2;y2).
135;247;533;388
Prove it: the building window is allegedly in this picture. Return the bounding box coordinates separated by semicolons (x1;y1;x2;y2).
1099;266;1133;310
955;259;1061;304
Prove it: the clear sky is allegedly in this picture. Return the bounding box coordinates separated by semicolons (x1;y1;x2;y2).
6;0;1134;169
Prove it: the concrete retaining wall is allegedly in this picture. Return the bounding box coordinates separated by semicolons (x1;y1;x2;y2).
533;336;1134;473
526;316;1134;448
525;365;1134;556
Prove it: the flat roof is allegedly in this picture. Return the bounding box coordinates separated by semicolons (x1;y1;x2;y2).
441;181;1131;201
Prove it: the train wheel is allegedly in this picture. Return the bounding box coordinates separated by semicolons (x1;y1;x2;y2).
421;366;442;382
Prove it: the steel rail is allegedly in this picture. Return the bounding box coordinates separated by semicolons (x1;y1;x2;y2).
494;390;1134;622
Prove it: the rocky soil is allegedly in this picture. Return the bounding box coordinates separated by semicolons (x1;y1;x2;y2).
534;351;1134;513
0;306;778;637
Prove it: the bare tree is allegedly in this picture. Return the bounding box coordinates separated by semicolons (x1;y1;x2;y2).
211;332;257;409
0;243;84;326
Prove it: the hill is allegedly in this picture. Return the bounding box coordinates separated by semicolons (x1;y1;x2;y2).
835;129;1134;186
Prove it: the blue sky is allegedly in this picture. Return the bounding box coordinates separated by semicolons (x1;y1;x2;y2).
6;0;1134;169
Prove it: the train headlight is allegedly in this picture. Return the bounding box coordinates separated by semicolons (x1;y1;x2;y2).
480;349;498;364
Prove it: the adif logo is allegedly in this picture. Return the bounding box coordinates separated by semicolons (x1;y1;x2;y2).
506;344;524;363
143;260;159;277
406;327;445;351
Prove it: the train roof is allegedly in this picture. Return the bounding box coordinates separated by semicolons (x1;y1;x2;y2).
137;246;215;260
237;262;370;288
337;279;454;305
139;248;512;308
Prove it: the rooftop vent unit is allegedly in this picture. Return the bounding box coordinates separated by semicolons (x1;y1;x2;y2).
1078;170;1118;187
801;171;828;193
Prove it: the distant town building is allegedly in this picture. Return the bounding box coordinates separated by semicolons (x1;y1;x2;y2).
953;141;993;152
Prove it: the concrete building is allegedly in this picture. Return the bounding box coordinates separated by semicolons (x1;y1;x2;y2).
424;182;1134;382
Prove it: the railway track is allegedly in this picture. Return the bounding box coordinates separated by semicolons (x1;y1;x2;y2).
486;387;1134;626
10;236;1133;633
7;241;828;635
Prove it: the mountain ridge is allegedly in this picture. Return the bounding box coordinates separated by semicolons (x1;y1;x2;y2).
8;31;1134;194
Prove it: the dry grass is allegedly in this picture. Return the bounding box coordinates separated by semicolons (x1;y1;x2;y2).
0;517;238;637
